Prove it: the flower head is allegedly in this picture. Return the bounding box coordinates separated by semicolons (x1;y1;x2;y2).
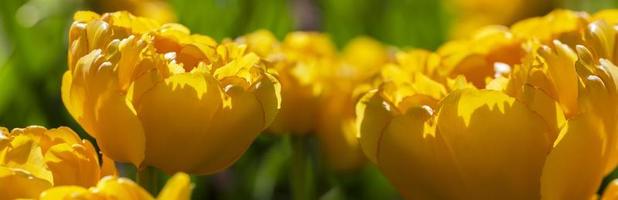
357;9;618;199
240;30;335;135
0;126;116;199
315;36;391;171
62;11;281;174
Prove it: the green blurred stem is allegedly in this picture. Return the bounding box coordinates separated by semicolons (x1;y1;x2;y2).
137;166;159;196
291;135;314;200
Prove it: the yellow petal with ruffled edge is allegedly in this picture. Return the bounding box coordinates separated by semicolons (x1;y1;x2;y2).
252;72;282;128
356;90;394;164
44;141;100;187
0;134;53;184
536;41;580;117
375;89;552;199
70;49;146;167
134;70;228;174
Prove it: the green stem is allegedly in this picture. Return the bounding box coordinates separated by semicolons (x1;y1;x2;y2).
290;135;314;200
137;166;159;196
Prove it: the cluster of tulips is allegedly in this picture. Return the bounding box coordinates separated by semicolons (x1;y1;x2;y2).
4;8;618;199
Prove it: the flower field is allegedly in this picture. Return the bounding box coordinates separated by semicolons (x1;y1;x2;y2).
2;0;618;199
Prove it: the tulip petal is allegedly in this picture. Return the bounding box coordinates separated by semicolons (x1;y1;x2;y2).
191;85;265;174
39;127;83;152
156;173;193;200
0;134;53;184
73;11;100;22
44;141;100;187
101;153;118;177
135;72;226;173
599;61;618;174
95;176;154;200
518;85;566;141
39;186;91;200
541;71;617;200
540;114;605;200
378;89;552;199
0;166;52;199
437;89;552;198
538;41;580;116
68;50;108;138
89;62;146;166
356;90;393;164
253;73;282;128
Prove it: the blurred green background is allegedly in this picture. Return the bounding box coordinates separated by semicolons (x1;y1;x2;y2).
0;0;617;199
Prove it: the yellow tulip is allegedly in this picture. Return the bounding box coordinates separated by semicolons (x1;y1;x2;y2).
272;32;338;135
315;37;391;171
94;0;176;23
338;37;391;82
0;126;116;199
62;11;281;174
356;64;449;164
238;31;378;169
240;30;336;135
39;172;192;200
357;11;618;199
443;0;550;39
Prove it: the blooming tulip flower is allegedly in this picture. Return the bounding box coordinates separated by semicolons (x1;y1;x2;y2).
357;11;618;199
315;37;391;171
0;126;116;199
241;31;336;135
39;172;192;200
62;11;281;174
239;31;380;169
443;0;550;39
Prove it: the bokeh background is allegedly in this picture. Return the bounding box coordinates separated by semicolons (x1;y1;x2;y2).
1;0;617;199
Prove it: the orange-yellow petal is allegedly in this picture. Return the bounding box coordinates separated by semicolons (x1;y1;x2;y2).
156;173;193;200
0;166;52;199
